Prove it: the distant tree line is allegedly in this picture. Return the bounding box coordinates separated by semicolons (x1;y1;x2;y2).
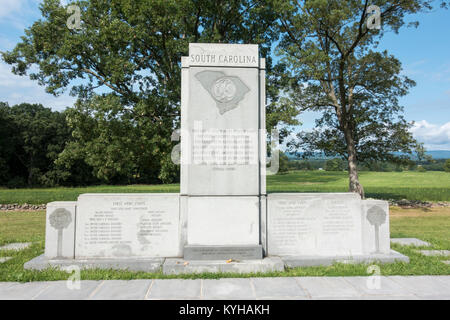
0;102;97;187
279;152;450;173
0;101;190;188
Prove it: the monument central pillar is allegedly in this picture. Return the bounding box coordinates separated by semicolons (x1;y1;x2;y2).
180;43;267;260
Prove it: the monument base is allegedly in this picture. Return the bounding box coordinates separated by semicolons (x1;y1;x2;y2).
24;254;164;272
281;250;409;268
25;255;284;274
163;257;284;275
183;245;263;260
31;192;411;275
25;250;409;274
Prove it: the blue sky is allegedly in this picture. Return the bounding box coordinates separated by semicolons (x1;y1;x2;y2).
1;0;449;150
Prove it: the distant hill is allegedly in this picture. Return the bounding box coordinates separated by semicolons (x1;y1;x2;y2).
424;150;450;159
286;150;450;160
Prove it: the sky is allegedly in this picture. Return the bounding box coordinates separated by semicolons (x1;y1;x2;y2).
0;0;449;150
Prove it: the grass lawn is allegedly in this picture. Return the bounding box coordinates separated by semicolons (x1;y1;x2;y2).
0;171;449;204
268;170;450;201
1;207;449;281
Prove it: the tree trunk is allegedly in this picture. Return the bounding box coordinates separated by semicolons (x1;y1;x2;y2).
27;159;33;187
344;128;365;199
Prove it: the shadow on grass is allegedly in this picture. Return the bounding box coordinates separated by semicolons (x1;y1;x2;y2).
267;171;346;184
365;192;410;200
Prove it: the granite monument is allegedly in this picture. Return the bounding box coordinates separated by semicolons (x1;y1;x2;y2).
25;43;408;273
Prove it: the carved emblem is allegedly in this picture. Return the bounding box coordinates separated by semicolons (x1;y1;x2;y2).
366;205;387;253
195;70;250;114
49;208;72;258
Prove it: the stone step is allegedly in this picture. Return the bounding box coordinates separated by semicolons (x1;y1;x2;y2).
418;250;450;257
0;242;31;251
163;257;284;275
391;238;431;247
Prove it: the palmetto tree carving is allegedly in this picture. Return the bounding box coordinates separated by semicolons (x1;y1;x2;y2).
49;208;72;258
366;205;387;253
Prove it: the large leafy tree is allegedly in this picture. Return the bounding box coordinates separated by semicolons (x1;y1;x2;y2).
56;94;177;184
273;0;448;198
0;103;17;185
0;103;72;187
2;0;297;184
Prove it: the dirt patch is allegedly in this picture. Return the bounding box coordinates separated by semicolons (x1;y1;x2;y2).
390;206;450;218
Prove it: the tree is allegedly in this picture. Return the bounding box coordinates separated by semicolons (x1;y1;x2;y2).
272;0;448;198
416;165;426;172
277;152;290;173
443;159;450;173
325;158;344;171
2;0;297;183
0;103;72;187
0;102;17;185
56;94;179;183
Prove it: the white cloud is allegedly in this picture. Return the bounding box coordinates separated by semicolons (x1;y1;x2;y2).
402;59;427;77
0;0;42;32
411;120;450;150
402;60;450;83
0;61;76;111
0;0;22;19
0;1;75;110
0;62;36;88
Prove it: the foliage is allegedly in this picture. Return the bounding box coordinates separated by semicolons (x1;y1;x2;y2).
417;165;427;172
272;0;447;196
325;158;346;171
277;151;290;173
1;1;448;188
0;102;74;187
56;94;179;183
444;159;450;173
1;0;298;182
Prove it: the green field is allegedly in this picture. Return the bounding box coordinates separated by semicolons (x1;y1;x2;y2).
1;207;449;281
0;171;448;204
269;171;450;201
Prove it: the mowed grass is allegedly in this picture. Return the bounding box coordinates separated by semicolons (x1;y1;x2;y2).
0;171;449;204
268;170;450;201
1;207;449;281
0;184;180;204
